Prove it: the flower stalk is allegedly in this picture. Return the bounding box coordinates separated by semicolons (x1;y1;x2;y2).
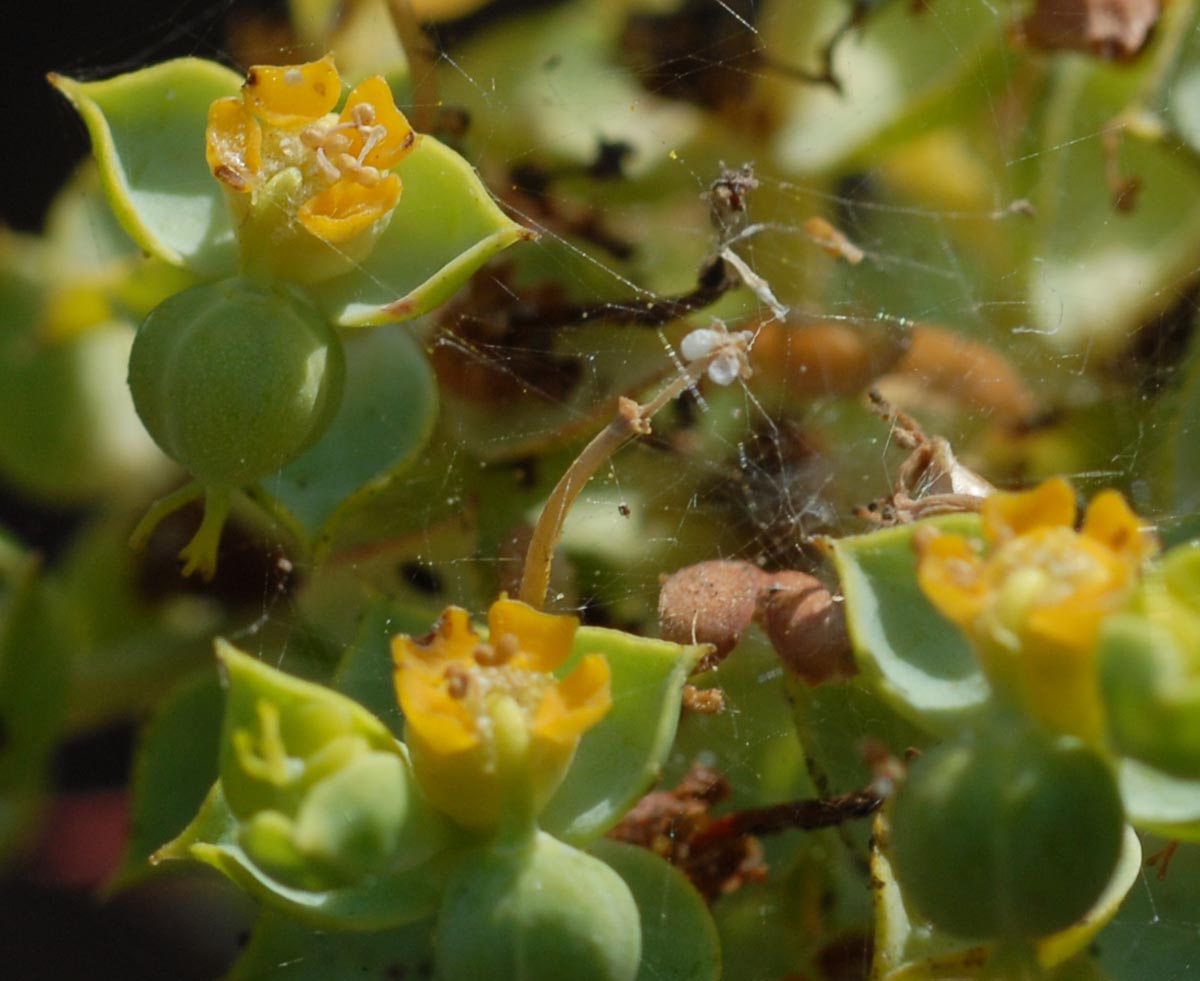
519;328;752;609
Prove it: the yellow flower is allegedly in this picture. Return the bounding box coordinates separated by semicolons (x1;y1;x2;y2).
205;55;417;254
915;477;1153;741
392;597;612;831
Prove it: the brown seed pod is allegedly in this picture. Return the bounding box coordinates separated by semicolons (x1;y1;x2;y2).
658;559;769;670
1020;0;1160;61
758;571;856;686
750;320;908;400
884;324;1037;424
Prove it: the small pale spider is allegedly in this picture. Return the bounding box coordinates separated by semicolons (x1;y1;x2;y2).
680;320;754;387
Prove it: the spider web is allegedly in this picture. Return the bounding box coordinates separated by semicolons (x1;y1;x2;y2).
12;0;1200;978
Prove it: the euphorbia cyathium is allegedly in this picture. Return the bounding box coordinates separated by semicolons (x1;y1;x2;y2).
52;54;527;576
156;595;710;980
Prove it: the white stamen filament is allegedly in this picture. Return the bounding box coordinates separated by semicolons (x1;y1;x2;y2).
356;125;387;165
314;146;341;182
299;113;390;188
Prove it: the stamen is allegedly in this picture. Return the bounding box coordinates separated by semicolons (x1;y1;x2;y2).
356;125;387;165
496;633;520;663
351;103;376;126
444;663;470;699
336;153;383;186
473;642;500;666
314;147;341;181
474;633;520;668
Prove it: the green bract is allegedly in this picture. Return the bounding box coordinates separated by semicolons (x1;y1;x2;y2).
0;167;176;503
129;278;345;488
1100;542;1200;779
215;641;448;886
435;831;641;981
155;622;716;974
873;817;1144;979
830;514;991;735
156;643;452;926
49;58;529;326
49;53;530;576
888;717;1125;941
0;537;72;864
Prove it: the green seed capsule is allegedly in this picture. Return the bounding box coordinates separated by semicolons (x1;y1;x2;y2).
128;277;344;487
888;719;1124;941
435;832;641;981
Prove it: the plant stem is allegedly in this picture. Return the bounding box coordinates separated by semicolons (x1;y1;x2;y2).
385;0;439;133
518;356;715;609
688;787;884;850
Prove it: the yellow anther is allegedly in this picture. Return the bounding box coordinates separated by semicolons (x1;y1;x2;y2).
444;664;470;699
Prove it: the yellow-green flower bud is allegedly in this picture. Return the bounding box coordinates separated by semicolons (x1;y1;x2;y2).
217;640;446;890
1099;540;1200;777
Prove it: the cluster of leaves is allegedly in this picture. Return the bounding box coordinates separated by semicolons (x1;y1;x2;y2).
5;0;1200;978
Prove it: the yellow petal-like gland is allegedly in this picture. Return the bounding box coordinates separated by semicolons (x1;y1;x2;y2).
395;661;479;756
533;654;612;744
390;600;609;830
296;174;402;244
206;97;262;191
243;54;341;127
1082;489;1151;564
982;476;1076;544
340;76;419;171
915;532;986;627
488;596;579;673
917;479;1154;743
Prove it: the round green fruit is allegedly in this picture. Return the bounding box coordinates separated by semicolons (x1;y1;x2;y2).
128;277;344;487
435;832;641;981
888;719;1124;941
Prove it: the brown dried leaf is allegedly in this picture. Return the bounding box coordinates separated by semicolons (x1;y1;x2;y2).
1022;0;1161;60
607;762;766;902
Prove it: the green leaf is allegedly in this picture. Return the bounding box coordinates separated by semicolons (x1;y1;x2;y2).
831;515;991;735
258;328;439;552
872;819;1141;979
227;910;434;980
789;675;931;796
333;602;408;737
439;1;701;177
309;136;531;326
1027;58;1200;354
1150;324;1200;514
540;627;706;845
57;517;221;731
769;0;1009;174
589;839;721;981
1099;612;1200;781
43;162;140;275
216;640;412;817
439;321;676;461
50;59;242;277
157;783;448;930
1119;759;1200;841
0;316;166;504
0;544;73;864
670;629;812;809
1095;832;1200;977
113;668;224;888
